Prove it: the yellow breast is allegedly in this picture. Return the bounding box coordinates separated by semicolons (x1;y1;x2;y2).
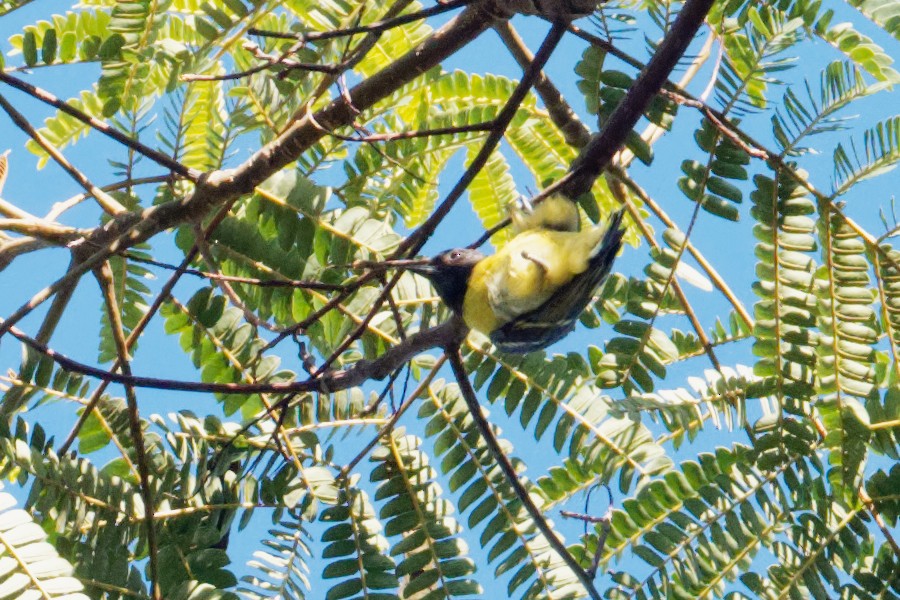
461;227;605;334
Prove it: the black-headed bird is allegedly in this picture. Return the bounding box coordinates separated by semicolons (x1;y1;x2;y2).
403;196;625;353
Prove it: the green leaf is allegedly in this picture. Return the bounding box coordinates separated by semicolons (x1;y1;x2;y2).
22;30;37;65
40;27;56;64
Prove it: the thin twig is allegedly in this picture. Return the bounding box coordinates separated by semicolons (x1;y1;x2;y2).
660;90;768;159
326;121;495;143
339;353;447;478
447;348;601;600
193;225;277;332
311;20;568;374
181;59;274;82
183;40;352;82
57;203;237;455
380;272;408;342
0;94;127;215
560;510;608;524
610;167;753;329
95;262;161;599
45;175;172;221
248;0;473;43
0;73;198;180
400;18;569;258
124;251;345;291
358;363;406;416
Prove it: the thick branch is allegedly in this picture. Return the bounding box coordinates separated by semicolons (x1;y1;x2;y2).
0;218;86;243
472;0;715;247
494;21;590;148
561;0;716;198
0;2;502;339
0;237;51;271
4;317;467;395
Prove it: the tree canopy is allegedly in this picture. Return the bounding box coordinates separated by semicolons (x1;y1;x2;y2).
0;0;899;598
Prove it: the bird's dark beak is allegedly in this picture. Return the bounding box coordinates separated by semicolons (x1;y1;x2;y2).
403;264;438;277
378;258;437;276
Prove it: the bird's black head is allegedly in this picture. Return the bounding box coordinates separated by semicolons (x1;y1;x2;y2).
407;248;484;315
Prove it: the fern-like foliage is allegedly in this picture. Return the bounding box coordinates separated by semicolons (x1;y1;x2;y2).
240;510;312;599
715;6;804;114
833;116;900;196
419;383;584;599
845;0;900;39
815;207;876;496
603;444;791;598
772;61;880;157
319;486;398;600
750;170;819;467
0;483;90;599
370;431;481;599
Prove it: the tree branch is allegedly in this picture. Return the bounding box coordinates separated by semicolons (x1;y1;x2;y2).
0;74;198;180
561;0;717;198
0;93;127;215
56;203;238;455
247;0;474;43
4;316;467;395
95;262;161;599
446;348;601;600
399;18;569;257
0;2;503;341
472;0;716;247
493;21;590;148
301;18;568;374
339;354;447;478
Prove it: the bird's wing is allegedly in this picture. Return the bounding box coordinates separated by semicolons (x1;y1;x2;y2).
490;209;625;353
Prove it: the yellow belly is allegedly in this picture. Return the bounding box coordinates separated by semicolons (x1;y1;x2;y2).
461;227;605;334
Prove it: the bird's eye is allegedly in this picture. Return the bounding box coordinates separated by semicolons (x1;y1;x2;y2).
450;251;462;260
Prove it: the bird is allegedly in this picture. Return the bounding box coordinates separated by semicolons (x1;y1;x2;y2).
402;196;625;353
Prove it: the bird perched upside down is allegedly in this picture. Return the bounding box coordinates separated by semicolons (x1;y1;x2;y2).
401;195;625;353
